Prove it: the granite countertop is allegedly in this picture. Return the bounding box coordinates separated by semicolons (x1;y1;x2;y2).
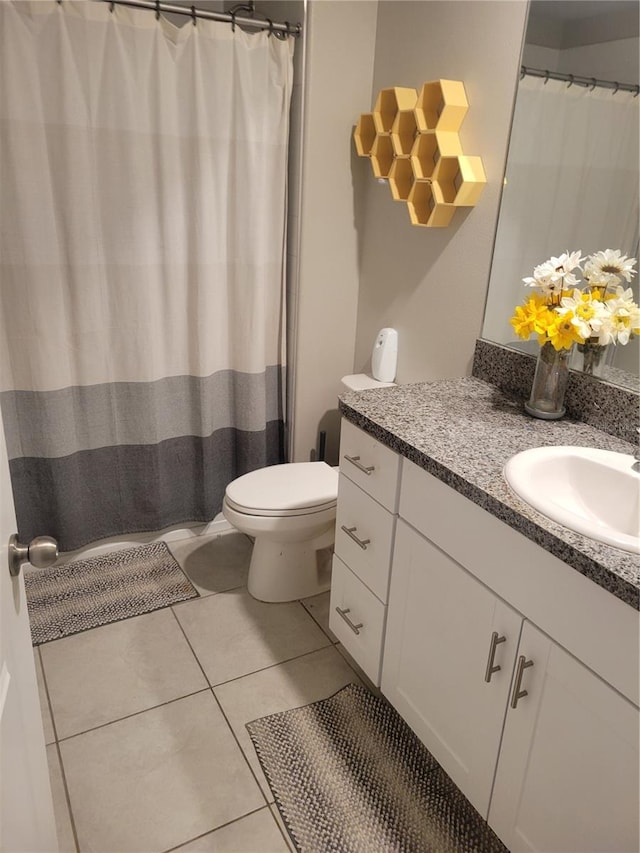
338;376;639;610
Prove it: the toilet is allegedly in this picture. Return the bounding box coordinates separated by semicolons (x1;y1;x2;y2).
223;372;396;602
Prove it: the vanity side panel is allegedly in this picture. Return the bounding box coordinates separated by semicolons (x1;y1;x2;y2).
400;458;640;705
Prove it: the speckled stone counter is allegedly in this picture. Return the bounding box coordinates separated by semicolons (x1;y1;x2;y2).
338;377;639;610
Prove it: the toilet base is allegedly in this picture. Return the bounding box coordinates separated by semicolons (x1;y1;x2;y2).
248;537;332;603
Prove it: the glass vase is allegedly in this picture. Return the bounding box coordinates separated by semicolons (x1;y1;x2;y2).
525;341;571;420
570;338;611;378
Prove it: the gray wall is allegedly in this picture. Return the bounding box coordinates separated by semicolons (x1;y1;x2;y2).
352;1;529;384
290;0;378;463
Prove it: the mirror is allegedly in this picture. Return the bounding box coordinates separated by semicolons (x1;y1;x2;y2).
482;0;640;391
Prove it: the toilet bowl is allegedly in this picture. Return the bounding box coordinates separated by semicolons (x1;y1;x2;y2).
223;462;338;602
223;370;397;603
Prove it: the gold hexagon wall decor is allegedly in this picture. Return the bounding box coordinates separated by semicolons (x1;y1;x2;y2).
353;79;486;227
391;109;419;157
433;155;487;206
370;134;395;179
389;158;414;201
373;87;418;133
354;113;376;157
415;80;468;132
407;180;456;228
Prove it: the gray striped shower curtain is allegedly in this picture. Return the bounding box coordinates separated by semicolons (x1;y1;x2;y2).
0;1;292;551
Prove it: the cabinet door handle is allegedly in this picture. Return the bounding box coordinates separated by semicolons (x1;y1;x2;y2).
484;631;507;683
335;606;363;635
510;655;534;709
343;454;375;476
340;525;371;550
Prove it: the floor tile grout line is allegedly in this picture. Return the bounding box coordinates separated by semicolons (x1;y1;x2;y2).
168;605;273;809
38;647;81;853
53;687;212;743
206;639;337;691
299;598;339;645
53;740;81;853
160;804;275;853
36;646;60;744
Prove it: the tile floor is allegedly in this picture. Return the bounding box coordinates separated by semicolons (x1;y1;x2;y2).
34;531;366;853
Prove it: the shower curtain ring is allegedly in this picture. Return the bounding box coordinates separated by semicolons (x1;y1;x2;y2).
276;20;290;40
612;82;619;95
520;66;525;80
589;77;597;91
191;4;196;25
543;70;550;84
266;17;273;36
566;74;574;88
635;86;639;98
230;10;236;31
155;0;160;20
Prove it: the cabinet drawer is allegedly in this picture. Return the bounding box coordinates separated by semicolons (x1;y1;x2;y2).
335;474;395;603
339;418;400;511
329;554;387;686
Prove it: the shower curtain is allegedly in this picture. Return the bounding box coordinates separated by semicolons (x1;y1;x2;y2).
484;74;639;344
0;0;292;551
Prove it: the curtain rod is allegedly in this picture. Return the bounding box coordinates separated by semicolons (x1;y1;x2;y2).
520;65;639;96
91;0;301;37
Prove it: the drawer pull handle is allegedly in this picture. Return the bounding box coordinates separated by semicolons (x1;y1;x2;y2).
484;631;506;683
510;655;534;709
341;525;371;550
343;454;375;476
335;606;363;635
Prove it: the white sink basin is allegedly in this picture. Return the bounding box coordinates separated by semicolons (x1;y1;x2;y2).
504;446;640;554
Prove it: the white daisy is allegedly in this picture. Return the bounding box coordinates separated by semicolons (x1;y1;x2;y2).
583;249;637;289
523;251;584;297
600;287;640;345
558;288;606;341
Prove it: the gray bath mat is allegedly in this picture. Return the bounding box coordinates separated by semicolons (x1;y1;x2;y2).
247;683;507;853
24;542;198;645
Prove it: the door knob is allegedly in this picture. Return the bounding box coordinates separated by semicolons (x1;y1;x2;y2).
8;533;59;577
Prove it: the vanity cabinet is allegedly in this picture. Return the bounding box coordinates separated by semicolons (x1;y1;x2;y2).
381;457;639;852
383;521;639;851
329;420;400;684
382;519;522;818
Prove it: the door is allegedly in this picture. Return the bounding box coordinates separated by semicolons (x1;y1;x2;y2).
381;520;523;818
0;414;58;852
489;620;640;853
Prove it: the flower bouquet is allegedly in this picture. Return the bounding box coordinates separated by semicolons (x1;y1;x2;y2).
510;249;638;418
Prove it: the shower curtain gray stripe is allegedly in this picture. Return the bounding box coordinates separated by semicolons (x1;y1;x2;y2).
1;367;284;460
9;422;284;553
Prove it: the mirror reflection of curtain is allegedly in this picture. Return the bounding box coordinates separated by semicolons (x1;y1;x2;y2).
484;75;639;345
0;1;292;551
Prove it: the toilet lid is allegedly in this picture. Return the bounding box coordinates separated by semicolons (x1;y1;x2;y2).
225;462;338;516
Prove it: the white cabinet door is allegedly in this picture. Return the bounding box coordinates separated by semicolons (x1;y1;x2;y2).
489;620;640;853
381;520;522;818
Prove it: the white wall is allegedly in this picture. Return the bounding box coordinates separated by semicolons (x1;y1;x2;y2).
352;1;529;384
290;0;378;463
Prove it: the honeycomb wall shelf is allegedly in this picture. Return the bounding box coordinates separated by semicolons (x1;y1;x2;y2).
354;113;376;157
370;134;395;179
354;79;486;228
389;158;414;201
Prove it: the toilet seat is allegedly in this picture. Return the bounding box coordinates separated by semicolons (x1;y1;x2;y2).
224;461;338;518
